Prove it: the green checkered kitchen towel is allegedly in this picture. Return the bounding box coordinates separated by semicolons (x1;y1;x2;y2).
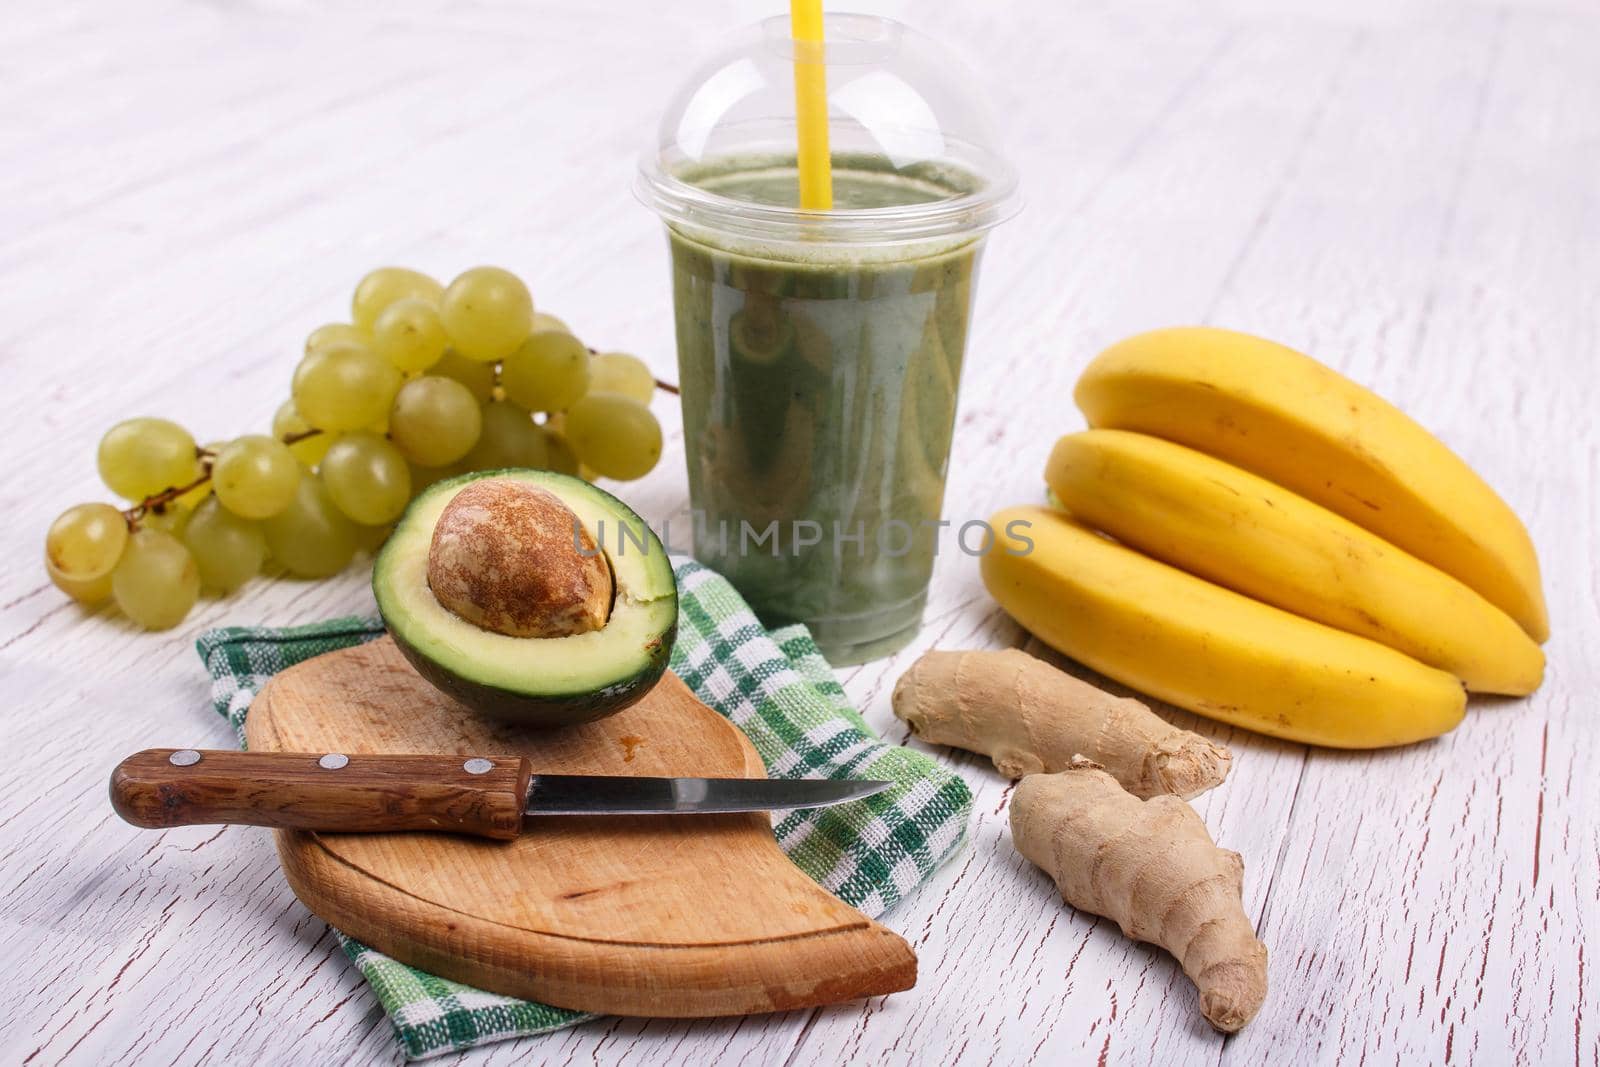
195;557;973;1060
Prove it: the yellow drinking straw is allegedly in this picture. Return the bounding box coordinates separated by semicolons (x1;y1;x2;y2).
790;0;833;210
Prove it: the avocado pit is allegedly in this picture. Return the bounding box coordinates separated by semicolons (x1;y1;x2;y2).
426;478;613;639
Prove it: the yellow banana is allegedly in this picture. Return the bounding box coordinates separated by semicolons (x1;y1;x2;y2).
1075;327;1548;642
1047;430;1543;695
981;506;1466;748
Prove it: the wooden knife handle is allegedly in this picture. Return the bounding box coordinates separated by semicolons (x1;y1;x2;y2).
110;749;533;840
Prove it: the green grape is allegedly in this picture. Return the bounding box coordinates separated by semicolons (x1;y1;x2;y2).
352;267;443;330
305;322;371;355
389;376;482;467
183;496;266;593
440;266;533;362
141;505;192;539
52;567;114;605
408;461;463;497
373;296;449;374
432;349;496;403
532;311;570;334
45;503;129;603
173;446;222;510
262;476;358;578
564;393;663;481
354;520;396;555
172;483;213;511
501;330;590;413
461;400;548;471
46;502;128;582
291;343;402;431
588;352;657;405
211;434;301;519
319;432;412;524
543;430;580;476
112;528;200;630
271;400;333;467
98;418;200;500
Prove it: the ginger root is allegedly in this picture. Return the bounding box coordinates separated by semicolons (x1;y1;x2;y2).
1009;760;1268;1031
892;648;1231;799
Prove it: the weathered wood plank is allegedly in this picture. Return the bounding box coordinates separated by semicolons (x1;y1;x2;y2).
0;2;1593;1064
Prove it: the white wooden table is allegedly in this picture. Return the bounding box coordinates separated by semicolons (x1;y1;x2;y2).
4;1;1596;1063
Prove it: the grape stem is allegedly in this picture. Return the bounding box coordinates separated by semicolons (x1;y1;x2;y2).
109;369;681;528
119;432;324;526
122;471;210;525
583;344;679;396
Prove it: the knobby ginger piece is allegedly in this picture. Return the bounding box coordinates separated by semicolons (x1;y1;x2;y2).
892;648;1231;799
1009;760;1269;1032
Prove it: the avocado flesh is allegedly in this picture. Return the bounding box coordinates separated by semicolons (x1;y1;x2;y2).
373;469;677;726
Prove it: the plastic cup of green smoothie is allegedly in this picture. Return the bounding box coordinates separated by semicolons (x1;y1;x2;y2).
638;15;1018;664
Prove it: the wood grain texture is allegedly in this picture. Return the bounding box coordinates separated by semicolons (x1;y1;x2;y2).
1;1;1595;1064
246;638;915;1016
108;749;532;839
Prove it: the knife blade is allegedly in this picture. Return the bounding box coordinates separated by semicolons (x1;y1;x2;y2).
110;749;891;840
523;773;889;815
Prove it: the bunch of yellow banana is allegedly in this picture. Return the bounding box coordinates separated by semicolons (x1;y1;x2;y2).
982;326;1547;749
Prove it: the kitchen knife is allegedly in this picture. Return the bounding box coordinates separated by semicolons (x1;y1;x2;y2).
109;749;892;840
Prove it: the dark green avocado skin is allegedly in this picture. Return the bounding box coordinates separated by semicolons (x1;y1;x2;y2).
387;614;677;727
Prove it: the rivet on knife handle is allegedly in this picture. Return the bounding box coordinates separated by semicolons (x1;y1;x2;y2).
108;749;533;840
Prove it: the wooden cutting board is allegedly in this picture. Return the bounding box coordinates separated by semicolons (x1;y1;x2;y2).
244;636;916;1017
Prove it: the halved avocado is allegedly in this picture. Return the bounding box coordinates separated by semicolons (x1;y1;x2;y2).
372;469;677;727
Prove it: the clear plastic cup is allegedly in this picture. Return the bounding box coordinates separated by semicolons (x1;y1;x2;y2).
638;13;1018;664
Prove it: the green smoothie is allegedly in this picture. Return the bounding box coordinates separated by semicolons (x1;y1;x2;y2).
667;154;983;663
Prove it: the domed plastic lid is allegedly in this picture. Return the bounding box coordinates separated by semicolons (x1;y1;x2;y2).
637;13;1019;246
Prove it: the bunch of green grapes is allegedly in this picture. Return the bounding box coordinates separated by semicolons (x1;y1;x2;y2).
44;265;668;631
